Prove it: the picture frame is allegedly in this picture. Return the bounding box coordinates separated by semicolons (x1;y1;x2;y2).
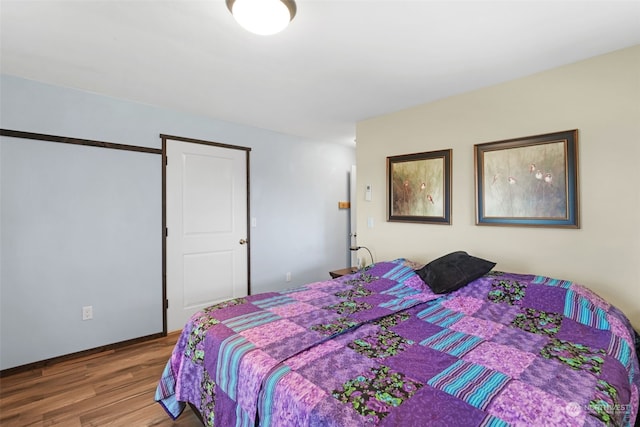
474;130;579;228
387;149;452;224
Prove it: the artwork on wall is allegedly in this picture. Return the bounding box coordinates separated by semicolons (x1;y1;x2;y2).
387;149;452;224
474;130;579;228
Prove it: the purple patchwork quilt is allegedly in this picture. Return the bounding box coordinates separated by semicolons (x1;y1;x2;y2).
156;259;640;426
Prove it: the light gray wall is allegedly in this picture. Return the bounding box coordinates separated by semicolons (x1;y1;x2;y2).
1;137;163;370
0;74;355;370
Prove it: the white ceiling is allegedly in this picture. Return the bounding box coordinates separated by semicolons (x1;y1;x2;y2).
1;1;639;145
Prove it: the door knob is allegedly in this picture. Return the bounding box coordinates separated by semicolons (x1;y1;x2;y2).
239;238;248;245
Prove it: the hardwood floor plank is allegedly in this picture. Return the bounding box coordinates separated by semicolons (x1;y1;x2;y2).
43;417;82;427
0;332;201;427
41;351;112;377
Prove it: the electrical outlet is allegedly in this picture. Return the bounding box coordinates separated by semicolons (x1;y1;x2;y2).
286;272;291;282
82;305;93;321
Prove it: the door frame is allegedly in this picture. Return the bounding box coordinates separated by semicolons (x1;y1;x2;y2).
160;134;251;334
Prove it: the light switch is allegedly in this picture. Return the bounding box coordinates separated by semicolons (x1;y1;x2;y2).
367;217;374;228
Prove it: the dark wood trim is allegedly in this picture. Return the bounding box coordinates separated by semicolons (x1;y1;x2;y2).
161;137;168;335
160;134;253;326
246;149;252;296
159;133;251;152
0;332;164;378
0;129;162;155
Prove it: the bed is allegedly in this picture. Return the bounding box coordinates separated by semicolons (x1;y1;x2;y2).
155;254;640;426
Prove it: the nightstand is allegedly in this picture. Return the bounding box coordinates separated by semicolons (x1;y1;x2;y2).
329;267;358;279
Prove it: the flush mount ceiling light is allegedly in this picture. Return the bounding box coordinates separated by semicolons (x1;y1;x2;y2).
226;0;297;36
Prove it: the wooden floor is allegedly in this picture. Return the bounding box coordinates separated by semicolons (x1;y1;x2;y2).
0;332;202;426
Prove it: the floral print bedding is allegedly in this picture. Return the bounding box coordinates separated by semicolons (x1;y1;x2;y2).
155;259;640;426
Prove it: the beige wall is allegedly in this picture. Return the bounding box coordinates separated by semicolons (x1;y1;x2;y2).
355;45;640;329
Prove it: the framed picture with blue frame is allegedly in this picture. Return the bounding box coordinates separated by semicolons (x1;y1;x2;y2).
474;129;579;228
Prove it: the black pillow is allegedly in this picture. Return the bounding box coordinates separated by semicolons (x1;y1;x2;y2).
416;251;496;294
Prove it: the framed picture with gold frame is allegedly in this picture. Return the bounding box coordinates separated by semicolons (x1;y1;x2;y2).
387;149;452;224
474;130;579;228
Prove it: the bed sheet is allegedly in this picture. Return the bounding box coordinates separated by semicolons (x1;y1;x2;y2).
156;259;640;426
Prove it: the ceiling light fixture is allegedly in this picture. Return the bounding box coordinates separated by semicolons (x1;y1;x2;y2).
226;0;297;36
